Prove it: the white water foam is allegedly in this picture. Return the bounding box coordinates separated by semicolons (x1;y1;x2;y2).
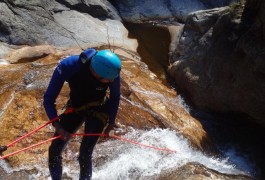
0;128;254;179
91;128;252;180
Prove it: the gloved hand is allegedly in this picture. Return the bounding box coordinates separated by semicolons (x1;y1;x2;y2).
104;123;115;137
52;121;71;141
0;146;7;155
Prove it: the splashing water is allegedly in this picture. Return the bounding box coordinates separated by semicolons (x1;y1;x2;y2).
57;128;253;179
92;128;254;180
0;128;254;179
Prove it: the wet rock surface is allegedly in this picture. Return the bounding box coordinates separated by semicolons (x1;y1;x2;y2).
156;162;253;180
0;46;252;179
0;167;31;180
0;47;212;165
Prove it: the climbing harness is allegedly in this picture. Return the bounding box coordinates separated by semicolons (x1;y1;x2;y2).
65;97;109;124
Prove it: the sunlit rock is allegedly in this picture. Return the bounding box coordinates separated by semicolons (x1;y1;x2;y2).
0;0;137;51
120;58;213;152
5;45;56;64
0;46;214;168
0;59;10;65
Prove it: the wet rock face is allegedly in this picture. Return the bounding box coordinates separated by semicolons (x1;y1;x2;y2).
0;167;31;180
0;64;59;167
0;46;213;167
0;47;253;180
169;1;265;127
120;59;214;152
156;162;252;180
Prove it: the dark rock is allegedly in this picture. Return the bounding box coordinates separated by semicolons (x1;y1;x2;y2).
156;162;253;180
169;1;265;127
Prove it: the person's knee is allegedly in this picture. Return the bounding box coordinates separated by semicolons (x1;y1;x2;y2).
79;149;93;162
79;142;95;157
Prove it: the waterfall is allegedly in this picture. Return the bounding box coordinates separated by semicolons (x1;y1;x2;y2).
1;128;250;179
92;128;253;179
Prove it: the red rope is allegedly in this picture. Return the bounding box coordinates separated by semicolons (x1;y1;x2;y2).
112;135;177;153
0;136;61;160
0;133;176;160
6;108;74;148
73;133;177;153
6;116;59;148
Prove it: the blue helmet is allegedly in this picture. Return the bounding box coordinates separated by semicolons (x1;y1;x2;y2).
91;50;121;80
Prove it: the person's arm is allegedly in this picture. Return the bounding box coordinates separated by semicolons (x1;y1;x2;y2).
108;75;121;124
104;76;121;137
43;56;79;121
43;63;66;121
44;56;81;141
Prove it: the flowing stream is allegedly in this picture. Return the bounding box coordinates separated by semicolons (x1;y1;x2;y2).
93;128;254;179
0;128;254;179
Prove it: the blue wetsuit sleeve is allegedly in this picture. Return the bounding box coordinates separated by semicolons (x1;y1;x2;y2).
43;64;66;120
43;56;80;120
108;76;121;124
43;55;80;121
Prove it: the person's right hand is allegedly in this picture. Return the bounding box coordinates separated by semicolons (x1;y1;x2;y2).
52;122;71;141
104;123;115;137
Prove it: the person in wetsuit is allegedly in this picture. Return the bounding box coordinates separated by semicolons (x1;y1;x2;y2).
43;48;121;180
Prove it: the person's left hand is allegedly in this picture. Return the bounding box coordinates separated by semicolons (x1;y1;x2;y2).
53;121;71;141
104;123;115;137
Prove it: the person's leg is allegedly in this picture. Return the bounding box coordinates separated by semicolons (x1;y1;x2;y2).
49;136;68;180
49;112;84;180
79;113;107;180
